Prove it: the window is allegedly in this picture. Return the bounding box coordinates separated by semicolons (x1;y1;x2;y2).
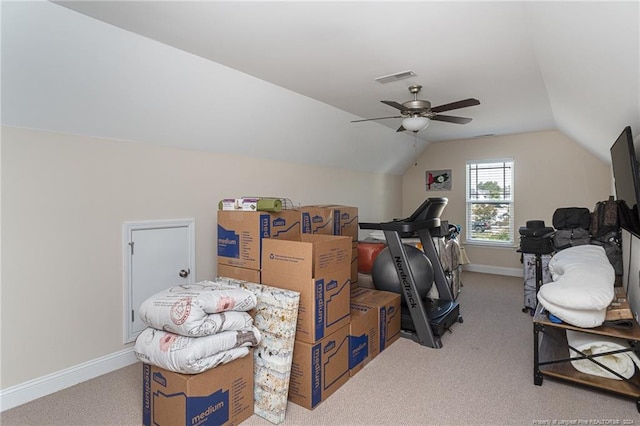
466;159;514;245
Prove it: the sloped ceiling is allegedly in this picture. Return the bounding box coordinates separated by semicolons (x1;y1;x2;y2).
2;1;639;174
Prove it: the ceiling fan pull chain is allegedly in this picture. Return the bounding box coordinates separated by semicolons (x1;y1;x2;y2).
414;131;418;166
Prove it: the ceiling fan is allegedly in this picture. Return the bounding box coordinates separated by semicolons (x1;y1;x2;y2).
351;85;480;132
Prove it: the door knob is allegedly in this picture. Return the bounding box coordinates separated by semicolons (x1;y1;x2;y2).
179;269;190;278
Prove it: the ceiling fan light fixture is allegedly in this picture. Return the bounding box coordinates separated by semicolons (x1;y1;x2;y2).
402;116;430;131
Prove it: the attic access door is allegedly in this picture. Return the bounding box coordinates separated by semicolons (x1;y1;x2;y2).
123;219;195;343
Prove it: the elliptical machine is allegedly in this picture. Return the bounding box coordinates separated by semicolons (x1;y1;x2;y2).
359;198;462;348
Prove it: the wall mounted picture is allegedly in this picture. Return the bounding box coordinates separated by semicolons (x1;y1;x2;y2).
426;169;452;191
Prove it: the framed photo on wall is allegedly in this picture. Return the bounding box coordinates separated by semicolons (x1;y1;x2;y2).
426;169;451;191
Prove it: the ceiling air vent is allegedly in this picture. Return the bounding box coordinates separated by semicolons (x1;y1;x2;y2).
375;70;417;84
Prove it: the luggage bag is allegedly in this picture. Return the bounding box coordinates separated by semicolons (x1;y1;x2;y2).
522;253;552;314
552;207;592;251
518;220;554;314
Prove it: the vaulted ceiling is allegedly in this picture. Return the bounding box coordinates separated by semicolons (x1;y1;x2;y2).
3;1;639;174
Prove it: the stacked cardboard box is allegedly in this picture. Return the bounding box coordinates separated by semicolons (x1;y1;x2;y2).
215;207;369;411
262;234;352;410
300;205;359;286
217;210;301;282
348;301;379;376
350;287;401;359
300;206;335;236
300;205;359;241
350;242;359;288
142;351;254;426
288;323;350;410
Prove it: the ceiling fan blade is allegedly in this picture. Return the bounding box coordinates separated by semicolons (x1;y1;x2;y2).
351;115;403;123
396;125;406;132
381;100;409;112
431;98;480;113
431;114;473;124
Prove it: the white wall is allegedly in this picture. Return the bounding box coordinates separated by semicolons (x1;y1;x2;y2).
0;125;402;390
402;130;612;274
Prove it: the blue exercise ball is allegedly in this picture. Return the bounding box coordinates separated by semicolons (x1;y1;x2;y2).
371;244;434;304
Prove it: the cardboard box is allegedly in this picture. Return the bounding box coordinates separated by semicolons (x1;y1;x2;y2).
301;205;359;241
348;302;379;376
218;210;300;270
262;234;352;343
288;324;350;410
350;241;358;285
142;353;254;426
217;263;261;284
357;273;375;289
606;286;634;320
300;206;334;236
351;288;401;352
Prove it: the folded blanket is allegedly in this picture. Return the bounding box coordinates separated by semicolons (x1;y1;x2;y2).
537;245;615;327
134;326;261;374
566;330;640;380
139;282;257;337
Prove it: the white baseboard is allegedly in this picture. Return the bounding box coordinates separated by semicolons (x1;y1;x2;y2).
0;347;137;412
463;263;523;277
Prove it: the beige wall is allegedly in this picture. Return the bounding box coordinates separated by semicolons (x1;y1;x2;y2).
0;126;402;387
0;126;614;389
402;130;612;273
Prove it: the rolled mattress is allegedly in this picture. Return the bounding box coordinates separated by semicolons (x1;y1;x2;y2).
567;330;640;380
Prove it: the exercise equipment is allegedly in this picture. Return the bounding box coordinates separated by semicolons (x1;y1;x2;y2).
372;245;433;301
360;197;462;348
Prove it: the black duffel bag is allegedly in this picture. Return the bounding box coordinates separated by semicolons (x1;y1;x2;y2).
552;207;591;230
553;228;591;250
519;220;555;255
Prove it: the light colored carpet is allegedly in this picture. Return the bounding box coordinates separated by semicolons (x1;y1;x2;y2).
2;272;638;425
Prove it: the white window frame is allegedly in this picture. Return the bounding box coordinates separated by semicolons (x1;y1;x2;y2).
465;158;515;246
